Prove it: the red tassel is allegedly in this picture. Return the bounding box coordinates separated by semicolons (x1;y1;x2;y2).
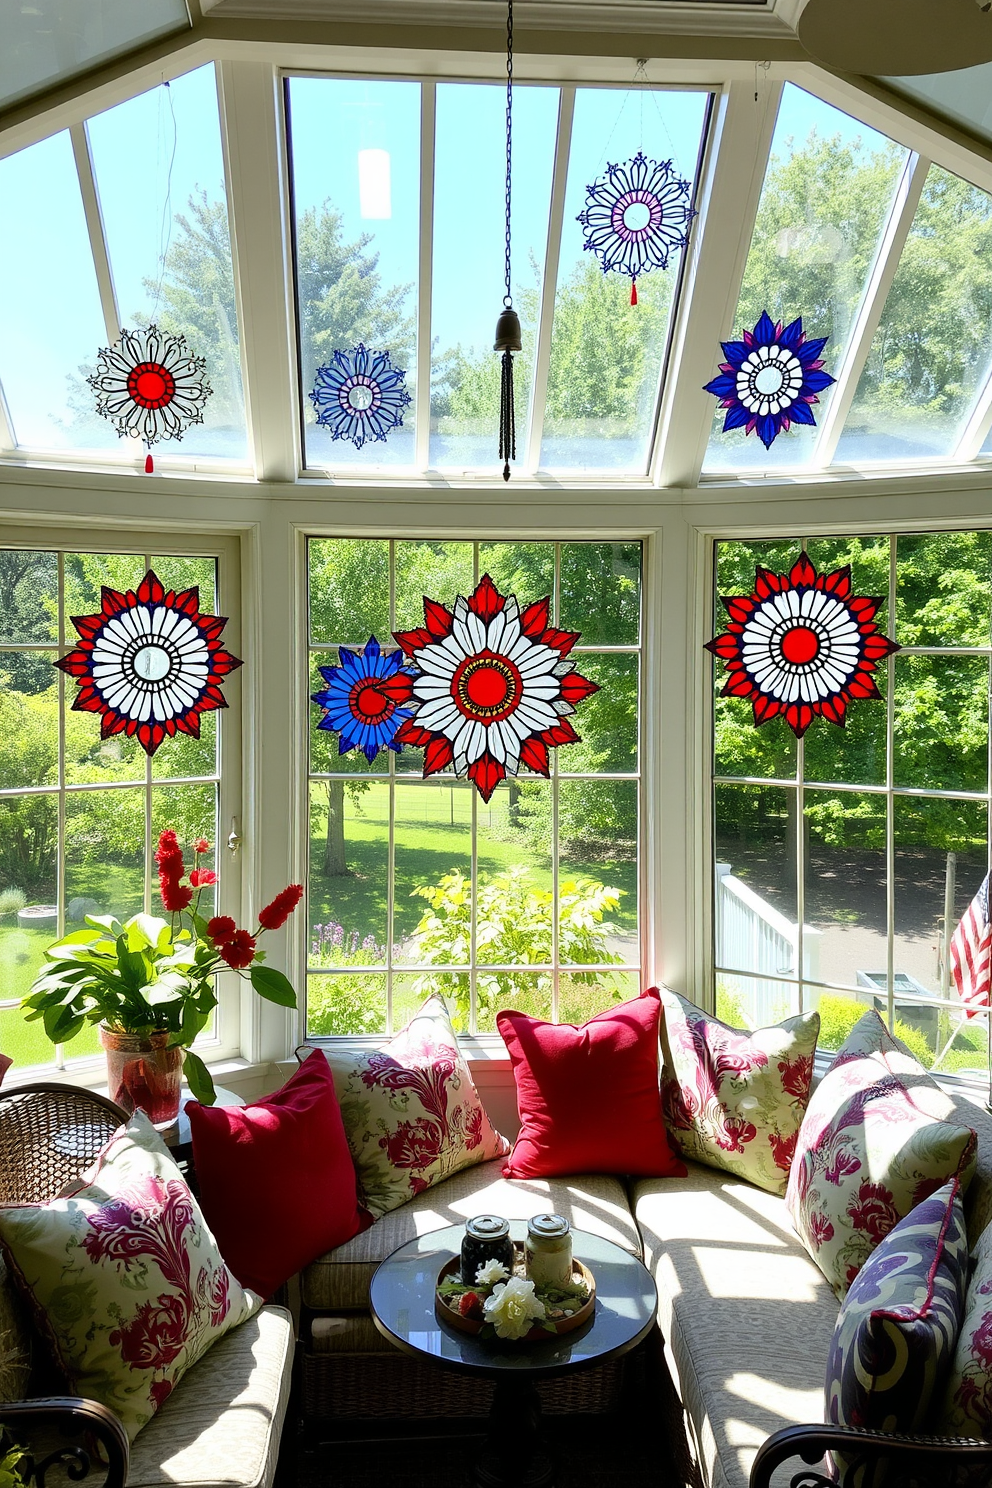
630;279;638;306
144;454;154;474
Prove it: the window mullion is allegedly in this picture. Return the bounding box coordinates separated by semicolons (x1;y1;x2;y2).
0;380;15;453
654;78;782;490
216;60;298;482
813;153;930;470
69;122;121;345
524;86;573;476
885;536;898;1030
386;539;397;1033
953;365;992;463
55;551;67;1072
415;82;435;476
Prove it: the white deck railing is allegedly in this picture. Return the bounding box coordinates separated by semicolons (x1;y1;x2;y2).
715;864;821;1026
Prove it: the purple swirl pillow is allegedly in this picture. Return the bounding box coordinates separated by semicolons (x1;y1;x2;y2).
825;1179;968;1480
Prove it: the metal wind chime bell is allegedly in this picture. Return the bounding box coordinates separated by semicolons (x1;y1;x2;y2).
495;0;520;481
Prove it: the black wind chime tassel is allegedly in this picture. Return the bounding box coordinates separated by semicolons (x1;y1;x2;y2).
495;0;520;481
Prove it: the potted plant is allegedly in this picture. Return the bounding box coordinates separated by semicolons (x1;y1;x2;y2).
21;832;304;1122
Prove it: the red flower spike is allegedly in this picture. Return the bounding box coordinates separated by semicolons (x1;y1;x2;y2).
395;575;597;800
55;569;242;757
706;551;898;739
258;884;304;931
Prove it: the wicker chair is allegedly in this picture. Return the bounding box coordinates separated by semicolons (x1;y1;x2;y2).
0;1084;127;1205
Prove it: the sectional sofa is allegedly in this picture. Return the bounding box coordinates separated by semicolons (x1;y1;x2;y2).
5;1014;992;1488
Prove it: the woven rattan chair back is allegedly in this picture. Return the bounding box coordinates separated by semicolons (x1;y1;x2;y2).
0;1083;128;1204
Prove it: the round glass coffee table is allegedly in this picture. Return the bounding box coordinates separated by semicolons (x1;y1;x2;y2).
370;1222;658;1488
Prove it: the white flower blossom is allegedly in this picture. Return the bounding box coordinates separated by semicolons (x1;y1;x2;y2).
475;1259;510;1288
483;1276;546;1340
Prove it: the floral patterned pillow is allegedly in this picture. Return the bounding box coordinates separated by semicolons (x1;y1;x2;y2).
940;1195;992;1438
826;1179;968;1484
659;987;820;1194
0;1113;260;1440
322;993;510;1218
787;1012;977;1299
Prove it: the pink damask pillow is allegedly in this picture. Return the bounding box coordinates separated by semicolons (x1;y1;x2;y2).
0;1113;259;1439
786;1011;977;1299
322;994;510;1217
659;987;819;1194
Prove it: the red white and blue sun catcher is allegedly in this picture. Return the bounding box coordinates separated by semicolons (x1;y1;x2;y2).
55;570;242;757
311;637;417;764
706;553;899;738
577;152;696;305
392;576;599;802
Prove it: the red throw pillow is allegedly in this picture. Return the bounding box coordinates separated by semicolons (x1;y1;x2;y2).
187;1050;368;1298
497;988;687;1180
0;1052;11;1086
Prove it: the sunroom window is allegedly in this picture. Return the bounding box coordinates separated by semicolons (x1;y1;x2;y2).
0;545;232;1072
286;77;710;478
712;531;991;1084
306;537;642;1037
0;63;245;466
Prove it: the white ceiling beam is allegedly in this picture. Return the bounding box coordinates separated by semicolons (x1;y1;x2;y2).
216;59;299;483
811;151;929;471
653;76;783;489
524;85;574;475
415;81;436;474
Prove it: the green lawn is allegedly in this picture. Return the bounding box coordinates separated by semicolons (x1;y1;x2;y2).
308;782;638;948
0;860;143;1069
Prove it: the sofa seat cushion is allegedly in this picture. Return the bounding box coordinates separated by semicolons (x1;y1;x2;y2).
633;1161;840;1488
301;1159;640;1311
126;1305;293;1488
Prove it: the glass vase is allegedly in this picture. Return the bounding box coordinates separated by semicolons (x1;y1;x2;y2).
100;1026;183;1128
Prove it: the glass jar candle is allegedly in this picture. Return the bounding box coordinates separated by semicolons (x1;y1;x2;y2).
460;1215;514;1285
525;1214;573;1287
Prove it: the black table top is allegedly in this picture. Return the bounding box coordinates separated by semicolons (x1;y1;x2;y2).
369;1222;658;1381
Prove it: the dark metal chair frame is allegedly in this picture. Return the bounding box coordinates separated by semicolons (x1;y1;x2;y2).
0;1398;129;1488
750;1422;992;1488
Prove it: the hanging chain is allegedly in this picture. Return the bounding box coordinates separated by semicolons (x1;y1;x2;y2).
504;0;513;307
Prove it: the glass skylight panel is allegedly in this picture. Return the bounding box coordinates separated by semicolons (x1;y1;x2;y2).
287;77;421;471
541;87;709;474
429;82;558;472
703;84;908;475
86;65;248;464
835;164;992;465
0;0;189;113
880;64;992;148
0;132;112;452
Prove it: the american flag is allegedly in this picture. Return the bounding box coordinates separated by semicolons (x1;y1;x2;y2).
950;872;992;1019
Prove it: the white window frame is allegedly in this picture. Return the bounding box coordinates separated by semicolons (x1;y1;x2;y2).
0;516;246;1085
301;533;647;1040
689;490;992;1094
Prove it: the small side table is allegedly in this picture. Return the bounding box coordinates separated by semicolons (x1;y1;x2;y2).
370;1223;657;1488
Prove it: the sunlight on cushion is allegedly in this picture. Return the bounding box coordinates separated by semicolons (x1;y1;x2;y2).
727;1372;823;1423
695;1248;822;1302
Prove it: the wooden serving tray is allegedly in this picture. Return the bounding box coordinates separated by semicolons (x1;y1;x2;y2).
435;1245;595;1341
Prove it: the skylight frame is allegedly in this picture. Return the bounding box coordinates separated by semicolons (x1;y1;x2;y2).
0;59;255;479
3;46;992;488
